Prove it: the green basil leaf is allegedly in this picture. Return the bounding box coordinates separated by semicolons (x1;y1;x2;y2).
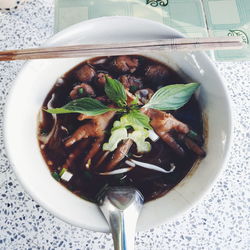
104;76;127;107
127;110;152;130
45;97;115;116
144;83;200;110
130;96;139;106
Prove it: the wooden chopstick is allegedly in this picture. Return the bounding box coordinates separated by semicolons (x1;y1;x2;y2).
0;37;244;61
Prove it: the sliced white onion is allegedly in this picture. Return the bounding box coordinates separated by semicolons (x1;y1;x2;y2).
98;167;133;176
125;160;136;167
129;159;174;174
169;163;176;172
55;78;64;86
132;154;143;158
148;130;159;142
60;125;69;134
47;93;55;109
61;171;73;182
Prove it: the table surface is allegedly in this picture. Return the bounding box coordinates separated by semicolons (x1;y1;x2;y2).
0;0;249;249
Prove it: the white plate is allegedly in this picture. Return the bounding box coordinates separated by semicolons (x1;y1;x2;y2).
4;16;232;232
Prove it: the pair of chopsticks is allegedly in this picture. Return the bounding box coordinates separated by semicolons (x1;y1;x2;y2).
0;37;244;61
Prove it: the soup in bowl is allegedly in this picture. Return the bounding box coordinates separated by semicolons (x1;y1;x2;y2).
38;54;205;203
4;17;232;232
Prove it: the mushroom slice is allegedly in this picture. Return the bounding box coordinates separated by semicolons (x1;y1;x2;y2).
135;88;154;104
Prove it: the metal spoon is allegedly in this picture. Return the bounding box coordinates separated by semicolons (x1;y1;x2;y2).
98;186;144;250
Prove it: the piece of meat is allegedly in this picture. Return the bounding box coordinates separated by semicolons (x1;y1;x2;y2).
83;135;105;166
142;108;188;155
69;83;95;99
181;135;206;157
145;64;170;84
95;151;110;169
104;139;133;171
96;72;106;87
113;56;139;73
143;108;205;156
135;88;154;104
95;72;111;88
65;110;116;147
62;139;90;169
119;75;143;90
143;108;189;133
96;96;111;104
125;89;142;106
75;64;95;82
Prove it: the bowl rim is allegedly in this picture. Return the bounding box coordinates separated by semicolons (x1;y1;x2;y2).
3;16;233;232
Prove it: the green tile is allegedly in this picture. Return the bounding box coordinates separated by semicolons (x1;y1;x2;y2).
129;3;164;23
169;1;205;27
211;29;250;61
88;1;130;19
55;0;250;61
202;0;250;60
57;6;88;30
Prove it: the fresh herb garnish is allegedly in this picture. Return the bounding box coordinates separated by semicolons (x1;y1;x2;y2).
126;110;152;130
45;76;200;154
129;85;138;93
128;129;151;152
103;111;151;153
46;78;199;116
143;83;199;110
78;87;84;96
40;129;48;136
130;96;139;106
104;76;127;107
45;97;116;116
103;127;128;152
59;168;67;177
51;172;60;181
187;130;202;144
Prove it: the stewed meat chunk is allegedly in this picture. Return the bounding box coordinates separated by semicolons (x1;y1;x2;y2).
113;56;139;73
70;83;95;99
75;64;95;82
119;75;143;91
145;64;170;84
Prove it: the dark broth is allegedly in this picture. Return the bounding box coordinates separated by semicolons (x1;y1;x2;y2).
38;55;204;203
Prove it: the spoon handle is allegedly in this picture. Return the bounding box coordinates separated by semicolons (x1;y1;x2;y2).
99;187;144;250
109;208;137;250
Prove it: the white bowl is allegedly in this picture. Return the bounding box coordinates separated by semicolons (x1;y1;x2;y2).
4;16;232;232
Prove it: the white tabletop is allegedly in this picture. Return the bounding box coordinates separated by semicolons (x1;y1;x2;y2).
0;1;249;249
